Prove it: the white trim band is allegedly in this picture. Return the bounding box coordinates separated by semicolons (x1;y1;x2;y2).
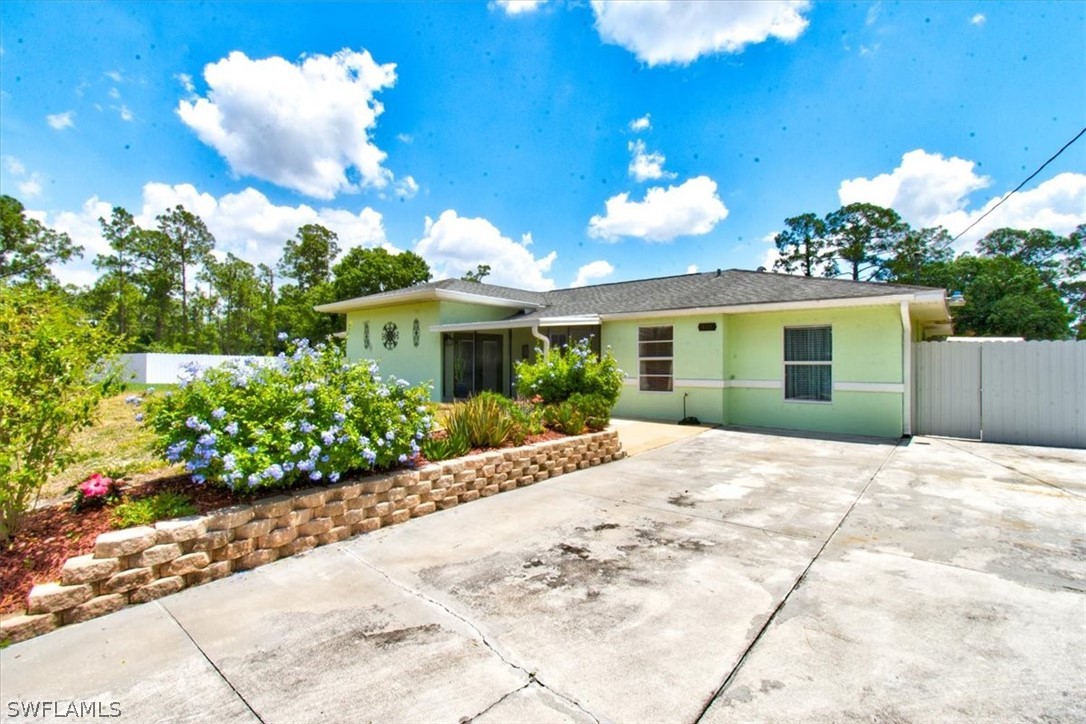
834;381;905;393
674;379;727;389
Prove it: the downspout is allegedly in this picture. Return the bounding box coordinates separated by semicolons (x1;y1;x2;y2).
531;323;550;357
900;301;913;437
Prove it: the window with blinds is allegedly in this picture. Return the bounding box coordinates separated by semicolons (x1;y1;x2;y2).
784;326;832;402
638;326;673;392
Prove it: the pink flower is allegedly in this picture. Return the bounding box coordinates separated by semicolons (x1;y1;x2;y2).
79;473;113;498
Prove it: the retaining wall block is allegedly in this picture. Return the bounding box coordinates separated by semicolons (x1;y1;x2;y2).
60;555;120;586
281;536;318;557
94;527;157;559
1;613;58;643
161;552;211;577
314;501;347;519
212;539;255;562
27;583;93;615
234;518;277;540
63;594;127;625
204;505;254;532
353;517;381;534
235;549;278;571
155;517;207;544
293;488;328;509
317;526;352;546
130;543;183;569
298;518;333;537
189;529;234;552
186;560;232;587
257;527;298;549
130;576;185;604
251;496;294;519
100;568;154;595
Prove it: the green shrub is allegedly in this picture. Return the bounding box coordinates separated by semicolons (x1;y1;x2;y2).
420;428;470;462
440;392;517;448
506;399;545;445
514;337;623;407
143;337;432;491
567;392;612;431
544;401;587;436
111;491;198;529
0;286;121;543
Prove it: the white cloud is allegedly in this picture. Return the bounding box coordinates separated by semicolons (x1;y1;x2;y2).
109;87;121;100
970;13;986;25
176;73;195;94
629;114;651;132
396;133;414;144
628;139;674;182
105;70;124;83
394;176;419;199
591;0;811;66
46;111;75;130
588;176;729;242
3;156;26;175
494;0;548;15
839;149;991;228
177;49;397;199
838;149;1086;249
414;210;557;291
571;260;615;288
119;105;134;122
18;177;42;198
32;183;390;286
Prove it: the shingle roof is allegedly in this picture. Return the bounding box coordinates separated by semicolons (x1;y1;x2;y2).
506;269;938;319
321;269;943;317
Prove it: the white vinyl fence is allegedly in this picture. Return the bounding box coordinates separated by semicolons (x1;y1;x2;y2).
913;340;1086;448
120;353;276;385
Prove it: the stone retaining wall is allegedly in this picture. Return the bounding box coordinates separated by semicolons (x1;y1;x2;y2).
1;430;623;644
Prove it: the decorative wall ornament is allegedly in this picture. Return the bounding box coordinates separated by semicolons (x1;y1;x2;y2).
412;318;421;347
363;322;371;350
382;322;399;350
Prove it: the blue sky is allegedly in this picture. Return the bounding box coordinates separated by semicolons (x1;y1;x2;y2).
1;0;1083;291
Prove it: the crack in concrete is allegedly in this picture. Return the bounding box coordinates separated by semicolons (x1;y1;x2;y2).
338;546;602;724
938;439;1086;500
691;439;903;723
457;681;531;723
154;600;265;723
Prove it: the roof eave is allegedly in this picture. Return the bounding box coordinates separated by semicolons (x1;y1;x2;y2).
598;293;928;321
314;287;544;314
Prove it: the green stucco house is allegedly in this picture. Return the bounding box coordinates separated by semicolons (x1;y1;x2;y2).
315;269;953;439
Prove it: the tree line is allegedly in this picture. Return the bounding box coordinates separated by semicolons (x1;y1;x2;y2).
0;195;432;354
773;202;1084;340
2;194;1083;345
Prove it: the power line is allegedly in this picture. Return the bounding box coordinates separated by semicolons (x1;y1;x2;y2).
951;125;1086;243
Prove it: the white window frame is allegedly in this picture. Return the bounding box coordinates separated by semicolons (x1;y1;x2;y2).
638;325;673;392
783;325;832;404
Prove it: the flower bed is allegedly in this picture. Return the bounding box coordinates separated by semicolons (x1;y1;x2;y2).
0;430;623;644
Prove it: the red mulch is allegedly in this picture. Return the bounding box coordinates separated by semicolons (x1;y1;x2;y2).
0;430;571;615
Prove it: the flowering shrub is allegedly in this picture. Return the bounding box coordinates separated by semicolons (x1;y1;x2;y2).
514;338;624;407
70;473;122;512
143;338;433;492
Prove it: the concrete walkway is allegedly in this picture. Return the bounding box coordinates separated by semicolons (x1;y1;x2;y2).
2;429;1083;723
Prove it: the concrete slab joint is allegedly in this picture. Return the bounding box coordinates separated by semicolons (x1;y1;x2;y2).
5;429;622;644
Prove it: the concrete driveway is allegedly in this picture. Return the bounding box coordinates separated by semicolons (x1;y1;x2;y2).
2;429;1084;723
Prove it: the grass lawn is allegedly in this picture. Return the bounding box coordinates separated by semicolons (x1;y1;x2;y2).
40;387;180;502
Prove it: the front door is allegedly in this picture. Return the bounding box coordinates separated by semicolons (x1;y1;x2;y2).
445;332;505;399
476;334;503;395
